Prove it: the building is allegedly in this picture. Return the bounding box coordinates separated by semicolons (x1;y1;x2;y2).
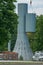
13;3;36;61
0;51;18;60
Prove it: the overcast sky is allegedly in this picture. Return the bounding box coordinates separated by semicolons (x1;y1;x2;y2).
15;0;43;15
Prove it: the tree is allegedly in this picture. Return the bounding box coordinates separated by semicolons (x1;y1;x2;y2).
27;15;43;52
0;0;18;51
34;15;43;51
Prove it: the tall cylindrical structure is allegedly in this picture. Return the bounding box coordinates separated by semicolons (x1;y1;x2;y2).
13;3;33;61
18;3;27;34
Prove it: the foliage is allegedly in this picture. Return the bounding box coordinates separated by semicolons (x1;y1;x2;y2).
27;15;43;52
0;0;18;51
19;55;23;60
34;15;43;51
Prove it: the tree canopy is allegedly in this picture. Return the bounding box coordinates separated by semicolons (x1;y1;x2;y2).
0;0;18;51
27;15;43;52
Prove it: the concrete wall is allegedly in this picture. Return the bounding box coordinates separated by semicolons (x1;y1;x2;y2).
26;13;36;32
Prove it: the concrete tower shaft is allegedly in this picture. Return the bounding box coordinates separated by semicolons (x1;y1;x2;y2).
13;3;33;61
18;3;28;34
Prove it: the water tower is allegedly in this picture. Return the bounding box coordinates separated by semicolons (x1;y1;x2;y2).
13;3;36;61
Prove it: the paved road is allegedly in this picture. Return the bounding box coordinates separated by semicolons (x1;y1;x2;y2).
0;61;43;65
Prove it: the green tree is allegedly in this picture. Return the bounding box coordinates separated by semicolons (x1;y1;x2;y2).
27;15;43;52
34;15;43;51
0;0;18;51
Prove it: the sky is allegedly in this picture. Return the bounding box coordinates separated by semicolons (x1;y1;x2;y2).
15;0;43;15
